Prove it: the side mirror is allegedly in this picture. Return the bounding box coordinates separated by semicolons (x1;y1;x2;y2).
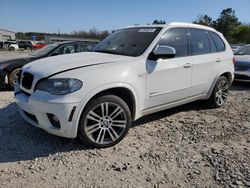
152;45;176;59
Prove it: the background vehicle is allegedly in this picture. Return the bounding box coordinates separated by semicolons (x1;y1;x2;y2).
230;44;243;52
0;41;96;88
3;41;19;51
33;41;46;49
234;44;250;82
15;23;234;148
18;41;33;50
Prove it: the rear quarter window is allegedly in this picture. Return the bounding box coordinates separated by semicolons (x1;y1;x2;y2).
210;32;226;52
190;28;211;55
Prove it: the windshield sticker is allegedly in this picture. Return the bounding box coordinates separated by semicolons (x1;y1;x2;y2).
138;29;156;33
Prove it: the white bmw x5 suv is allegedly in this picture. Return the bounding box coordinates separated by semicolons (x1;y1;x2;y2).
15;23;234;148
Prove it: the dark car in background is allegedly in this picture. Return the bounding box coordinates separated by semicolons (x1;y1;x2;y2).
0;41;96;88
234;44;250;82
18;41;33;50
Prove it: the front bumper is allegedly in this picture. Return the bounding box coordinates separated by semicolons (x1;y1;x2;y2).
234;70;250;82
15;87;80;138
0;69;8;88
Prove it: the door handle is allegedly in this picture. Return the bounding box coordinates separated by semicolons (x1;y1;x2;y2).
183;63;192;68
216;58;221;62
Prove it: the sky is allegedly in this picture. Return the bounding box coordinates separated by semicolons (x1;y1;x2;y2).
0;0;249;33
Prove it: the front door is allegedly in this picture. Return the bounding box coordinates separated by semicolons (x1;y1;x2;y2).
146;28;192;108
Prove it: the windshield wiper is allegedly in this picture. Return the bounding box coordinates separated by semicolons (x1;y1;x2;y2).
94;50;127;56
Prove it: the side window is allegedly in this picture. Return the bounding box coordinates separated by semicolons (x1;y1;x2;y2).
190;29;210;55
239;46;250;55
51;43;76;55
77;42;93;52
210;32;226;52
207;32;217;53
159;28;188;57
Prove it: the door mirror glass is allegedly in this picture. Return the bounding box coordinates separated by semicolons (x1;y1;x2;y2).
153;45;176;59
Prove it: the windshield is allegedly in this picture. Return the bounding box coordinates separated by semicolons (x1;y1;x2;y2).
92;27;162;57
234;45;250;55
32;44;59;57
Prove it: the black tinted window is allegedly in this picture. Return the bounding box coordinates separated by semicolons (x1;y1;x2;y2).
208;33;217;53
211;32;226;52
159;28;188;57
190;29;211;55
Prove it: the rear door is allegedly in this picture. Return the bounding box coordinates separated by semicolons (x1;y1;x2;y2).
188;28;219;95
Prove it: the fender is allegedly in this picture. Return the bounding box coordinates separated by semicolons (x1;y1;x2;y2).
71;82;140;137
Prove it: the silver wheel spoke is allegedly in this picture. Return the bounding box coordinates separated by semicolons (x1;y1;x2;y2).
110;106;123;119
221;92;228;98
105;103;109;116
223;84;228;91
219;95;224;105
87;125;100;135
112;120;127;128
87;110;102;122
96;129;105;144
86;123;99;132
107;129;116;141
108;126;119;140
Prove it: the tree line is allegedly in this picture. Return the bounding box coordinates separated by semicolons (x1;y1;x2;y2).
16;28;111;41
16;8;249;44
193;8;250;44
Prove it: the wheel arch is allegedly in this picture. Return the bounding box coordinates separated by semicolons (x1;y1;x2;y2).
207;71;233;99
73;83;139;137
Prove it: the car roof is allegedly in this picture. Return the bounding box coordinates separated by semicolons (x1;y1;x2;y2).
125;22;217;32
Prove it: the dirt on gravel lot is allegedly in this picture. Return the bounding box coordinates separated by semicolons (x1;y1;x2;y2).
0;51;249;188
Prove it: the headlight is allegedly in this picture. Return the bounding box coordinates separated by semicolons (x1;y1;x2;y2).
36;78;82;95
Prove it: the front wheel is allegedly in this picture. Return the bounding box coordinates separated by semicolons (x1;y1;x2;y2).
78;95;131;148
207;76;229;108
9;68;20;87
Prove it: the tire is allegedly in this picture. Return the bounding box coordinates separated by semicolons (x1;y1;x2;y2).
9;46;15;51
78;95;131;148
9;68;20;87
207;76;229;108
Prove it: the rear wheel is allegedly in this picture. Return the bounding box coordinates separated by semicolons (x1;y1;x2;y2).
207;76;229;108
78;95;131;148
9;68;20;87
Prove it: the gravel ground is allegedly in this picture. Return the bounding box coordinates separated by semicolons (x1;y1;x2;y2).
0;51;249;188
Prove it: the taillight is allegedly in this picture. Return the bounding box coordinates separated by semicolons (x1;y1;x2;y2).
233;57;236;64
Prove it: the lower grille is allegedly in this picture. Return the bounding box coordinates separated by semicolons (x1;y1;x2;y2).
23;110;38;123
235;66;249;71
235;74;250;81
21;72;34;90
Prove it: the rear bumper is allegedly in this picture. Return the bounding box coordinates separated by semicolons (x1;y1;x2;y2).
234;70;250;82
0;69;8;88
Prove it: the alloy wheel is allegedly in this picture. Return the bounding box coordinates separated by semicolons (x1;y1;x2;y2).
83;102;128;145
215;80;229;106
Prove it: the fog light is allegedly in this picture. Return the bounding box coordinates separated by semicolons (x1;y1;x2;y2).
47;113;61;128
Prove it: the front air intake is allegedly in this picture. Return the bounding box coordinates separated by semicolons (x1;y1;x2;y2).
21;72;34;90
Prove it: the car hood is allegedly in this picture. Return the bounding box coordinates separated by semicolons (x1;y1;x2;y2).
234;55;250;68
22;52;133;78
0;56;38;67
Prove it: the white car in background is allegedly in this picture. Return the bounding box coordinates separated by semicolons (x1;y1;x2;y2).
15;22;234;148
3;41;19;51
